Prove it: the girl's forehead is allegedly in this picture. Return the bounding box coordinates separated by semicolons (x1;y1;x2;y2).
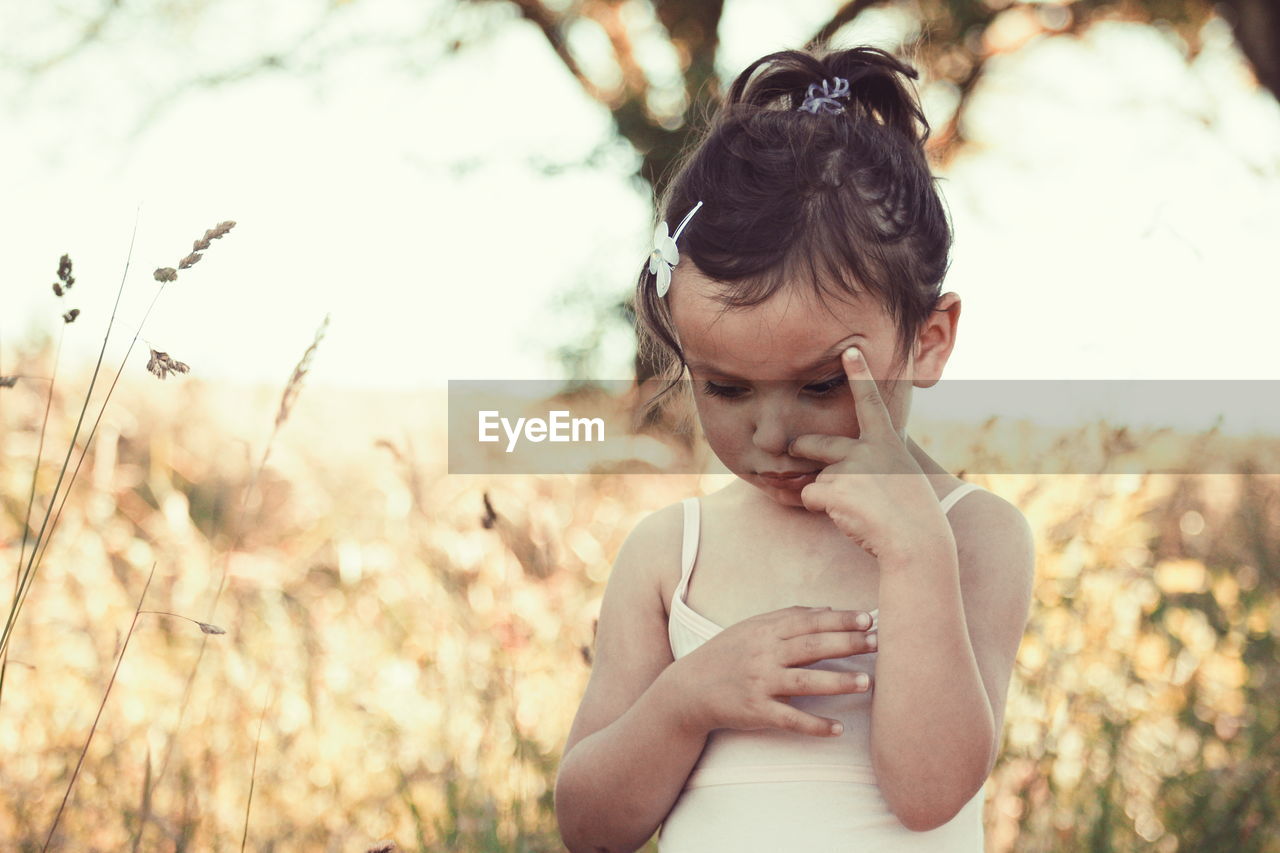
669;270;888;374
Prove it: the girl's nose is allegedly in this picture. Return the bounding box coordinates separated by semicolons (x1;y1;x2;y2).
751;404;793;457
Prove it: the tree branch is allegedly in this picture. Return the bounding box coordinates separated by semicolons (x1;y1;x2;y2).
1216;0;1280;101
808;0;893;50
18;0;124;75
505;0;605;100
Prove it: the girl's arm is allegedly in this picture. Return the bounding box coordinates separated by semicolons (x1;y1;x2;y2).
555;504;707;853
556;666;709;853
870;493;1036;832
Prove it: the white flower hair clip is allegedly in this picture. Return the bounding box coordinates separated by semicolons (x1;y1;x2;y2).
649;200;704;298
798;77;851;114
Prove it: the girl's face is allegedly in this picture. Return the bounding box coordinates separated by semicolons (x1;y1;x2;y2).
667;264;958;509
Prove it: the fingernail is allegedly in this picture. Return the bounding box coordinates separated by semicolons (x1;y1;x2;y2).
855;673;869;689
855;612;869;629
831;722;844;735
844;347;861;365
867;632;878;650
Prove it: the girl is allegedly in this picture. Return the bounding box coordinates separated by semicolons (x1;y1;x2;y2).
555;44;1036;853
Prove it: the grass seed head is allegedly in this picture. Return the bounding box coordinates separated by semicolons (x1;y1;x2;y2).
146;348;191;380
57;254;74;289
274;314;330;430
197;622;226;635
155;221;236;282
0;376;17;388
193;220;236;251
62;308;80;324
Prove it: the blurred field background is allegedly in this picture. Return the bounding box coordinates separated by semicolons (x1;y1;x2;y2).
2;336;1279;850
4;0;1280;850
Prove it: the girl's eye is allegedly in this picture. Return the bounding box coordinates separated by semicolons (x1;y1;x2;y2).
702;381;746;399
701;378;844;399
804;376;846;396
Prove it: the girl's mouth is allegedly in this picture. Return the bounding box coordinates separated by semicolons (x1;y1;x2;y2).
758;471;820;490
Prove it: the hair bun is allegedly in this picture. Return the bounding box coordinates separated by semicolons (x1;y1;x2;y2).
824;46;928;146
723;45;929;147
798;77;852;114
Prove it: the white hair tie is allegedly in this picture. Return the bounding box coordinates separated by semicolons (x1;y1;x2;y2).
798;77;851;114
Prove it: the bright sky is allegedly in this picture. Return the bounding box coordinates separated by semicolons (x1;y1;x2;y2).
2;0;1279;433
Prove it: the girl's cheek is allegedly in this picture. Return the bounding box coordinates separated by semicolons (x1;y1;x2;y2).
697;406;740;441
832;409;861;440
695;404;750;456
825;395;863;438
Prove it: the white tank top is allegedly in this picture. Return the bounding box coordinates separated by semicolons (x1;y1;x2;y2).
659;482;988;852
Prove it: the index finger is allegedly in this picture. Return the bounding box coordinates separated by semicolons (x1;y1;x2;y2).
841;346;894;440
777;607;872;639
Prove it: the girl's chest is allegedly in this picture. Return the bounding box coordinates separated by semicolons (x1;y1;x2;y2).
674;508;883;629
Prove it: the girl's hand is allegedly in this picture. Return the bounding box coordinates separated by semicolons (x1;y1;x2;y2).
672;605;876;738
787;346;952;563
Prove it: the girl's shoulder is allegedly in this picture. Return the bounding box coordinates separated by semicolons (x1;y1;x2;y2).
938;477;1020;522
618;499;686;564
943;481;1035;596
615;499;687;614
625;492;745;620
918;469;1008;519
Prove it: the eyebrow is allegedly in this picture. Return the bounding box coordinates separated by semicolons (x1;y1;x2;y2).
687;338;859;379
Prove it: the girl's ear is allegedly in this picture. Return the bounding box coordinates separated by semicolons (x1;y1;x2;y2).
911;293;960;388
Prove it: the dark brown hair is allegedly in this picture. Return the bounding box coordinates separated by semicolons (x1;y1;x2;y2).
635;44;952;414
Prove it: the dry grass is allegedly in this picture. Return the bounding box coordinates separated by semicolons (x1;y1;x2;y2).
2;364;1277;849
1;365;695;849
1;239;1278;848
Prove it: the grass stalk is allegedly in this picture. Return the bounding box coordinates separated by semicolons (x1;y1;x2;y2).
1;208;141;660
127;746;155;853
42;562;156;852
4;215;233;665
144;314;329;838
240;685;272;852
137;611;225;635
10;274;172;654
0;330;64;710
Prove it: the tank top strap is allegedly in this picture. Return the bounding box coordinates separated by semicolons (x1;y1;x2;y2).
677;497;702;603
940;481;984;515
